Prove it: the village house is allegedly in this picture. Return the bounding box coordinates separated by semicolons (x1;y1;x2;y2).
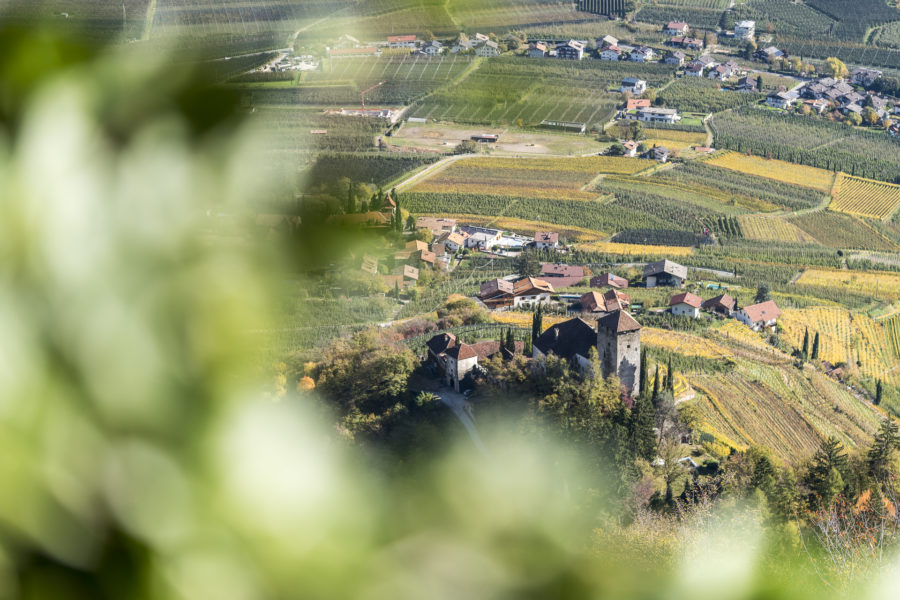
387;34;418;48
541;263;586;287
479;277;554;309
361;255;379;276
684;61;705;77
417;249;437;268
630;46;655;62
626;98;651;110
475;40;501;57
851;67;882;88
804;98;829;114
599;35;619;47
735;300;781;331
643;259;687;287
437;230;468;253
766;90;798;109
669;292;702;318
556;40;585;60
668;36;703;50
403;265;419;283
620;77;647;95
709;61;737;80
533;310;642;396
451;33;470;53
591;272;629;289
622;140;639;156
421;40;442;55
664;50;686;66
460;225;502;250
754;46;784;62
528;42;548;58
664;21;689;36
631;107;680;124
736;76;758;92
735;20;755;40
581;289;630;313
406;239;429;253
701;293;736;316
534;231;560;250
599;46;621;61
416;216;457;236
647;145;671;162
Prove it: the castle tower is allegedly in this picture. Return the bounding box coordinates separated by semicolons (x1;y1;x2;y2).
596;310;642;397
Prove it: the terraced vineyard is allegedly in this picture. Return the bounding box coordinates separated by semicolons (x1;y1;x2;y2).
706;152;835;193
577;242;694;256
642;328;730;358
830;174;900;220
796;269;900;302
641;129;708;152
737;215;817;244
780;307;900;387
885;315;900;357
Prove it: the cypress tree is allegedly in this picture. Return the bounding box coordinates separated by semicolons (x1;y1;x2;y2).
639;348;648;398
811;331;820;360
802;327;809;359
652;367;660;403
876;379;883;406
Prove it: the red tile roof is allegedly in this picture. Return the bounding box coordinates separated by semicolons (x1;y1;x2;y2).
592;273;629;289
669;292;702;308
388;35;417;42
741;300;781;323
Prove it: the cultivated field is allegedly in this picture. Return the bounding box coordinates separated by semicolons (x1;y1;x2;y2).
737;215;817;244
796;269;900;302
830;173;900;220
389;123;609;155
641;129;708;152
577;242;694;256
706;152;835;193
642;328;730;358
410;156;647;201
780;307;900;386
789;212;900;251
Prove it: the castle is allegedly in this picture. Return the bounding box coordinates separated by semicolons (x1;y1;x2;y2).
533;310;642;397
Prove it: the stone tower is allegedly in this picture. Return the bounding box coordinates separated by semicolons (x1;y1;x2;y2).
596;310;642;397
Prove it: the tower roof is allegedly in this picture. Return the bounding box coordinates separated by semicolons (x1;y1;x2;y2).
597;310;641;334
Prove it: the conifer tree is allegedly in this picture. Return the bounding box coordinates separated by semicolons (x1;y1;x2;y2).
875;379;883;406
639;348;648;398
811;331;820;360
802;327;809;359
867;417;900;482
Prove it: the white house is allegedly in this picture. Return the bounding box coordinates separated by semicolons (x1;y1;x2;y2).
600;46;622;61
534;231;559;250
735;20;756;40
630;46;654;62
766;91;797;109
669;292;702;318
421;40;442;55
664;21;689;36
619;77;647;95
735;300;781;331
475;40;501;57
632;107;680;124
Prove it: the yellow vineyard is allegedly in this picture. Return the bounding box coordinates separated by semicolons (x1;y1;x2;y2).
707;151;835;192
577;241;694;256
642;130;708;152
779;307;900;386
491;312;570;330
737;215;817;244
796;269;900;302
642;327;730;358
830;173;900;220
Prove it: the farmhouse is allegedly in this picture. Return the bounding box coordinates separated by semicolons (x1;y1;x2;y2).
630;46;655;62
534;231;560;249
599;35;619;47
460;225;502;249
528;42;548;58
437;231;468;253
669;292;702;318
736;76;758;92
631;107;680;124
600;46;623;61
626;98;651;110
701;293;736;316
533;310;642;396
735;300;781;331
766;91;798;109
416;216;457;236
754;46;784;62
403;265;419;282
684;62;705;77
664;21;689;36
664;50;686;66
591;272;629;289
620;77;647;95
557;40;585;60
475;40;501;57
622;140;638;156
421;40;442;55
387;34;417;48
709;61;737;80
851;68;882;88
647;145;671;162
479;277;554;309
735;20;755;40
643;259;687;287
669;36;703;50
541;263;585;287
